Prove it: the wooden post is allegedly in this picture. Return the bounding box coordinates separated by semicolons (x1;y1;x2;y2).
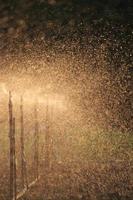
20;96;25;188
20;96;28;189
48;103;54;169
9;91;14;200
50;103;55;168
12;117;17;200
45;98;50;171
34;102;39;179
9;92;17;200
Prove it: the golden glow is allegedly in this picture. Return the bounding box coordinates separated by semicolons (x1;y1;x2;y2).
0;80;67;113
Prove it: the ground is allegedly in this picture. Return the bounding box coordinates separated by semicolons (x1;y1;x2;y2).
19;161;133;200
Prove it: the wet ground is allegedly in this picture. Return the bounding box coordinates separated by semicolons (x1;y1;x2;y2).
20;161;133;200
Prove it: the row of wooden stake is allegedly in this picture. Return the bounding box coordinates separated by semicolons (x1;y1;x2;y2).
8;92;47;200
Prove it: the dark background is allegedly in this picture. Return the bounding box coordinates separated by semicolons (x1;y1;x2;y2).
0;0;133;55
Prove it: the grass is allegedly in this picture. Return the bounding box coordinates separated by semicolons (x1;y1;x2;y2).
0;122;132;199
61;126;133;163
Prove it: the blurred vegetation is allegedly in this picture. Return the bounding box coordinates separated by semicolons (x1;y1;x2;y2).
61;127;133;162
0;0;132;65
0;0;132;67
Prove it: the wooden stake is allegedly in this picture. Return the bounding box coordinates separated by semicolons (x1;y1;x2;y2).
20;96;28;189
9;92;17;200
34;102;39;179
20;96;25;188
45;98;50;171
9;91;14;200
13;117;17;200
